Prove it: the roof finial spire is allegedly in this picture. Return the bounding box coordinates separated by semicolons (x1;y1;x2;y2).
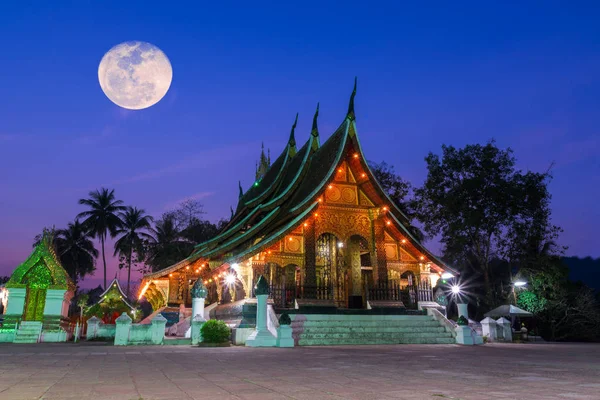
230;206;234;218
311;103;321;151
347;77;357;120
288;113;298;156
311;103;319;137
238;181;243;198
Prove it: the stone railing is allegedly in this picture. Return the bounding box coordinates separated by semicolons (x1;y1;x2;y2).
427;307;457;338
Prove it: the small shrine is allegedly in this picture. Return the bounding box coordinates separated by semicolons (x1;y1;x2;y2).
0;234;75;343
87;277;137;324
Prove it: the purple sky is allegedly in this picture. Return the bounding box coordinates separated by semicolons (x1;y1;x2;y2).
1;2;599;288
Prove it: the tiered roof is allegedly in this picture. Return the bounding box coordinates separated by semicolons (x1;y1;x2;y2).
145;79;456;279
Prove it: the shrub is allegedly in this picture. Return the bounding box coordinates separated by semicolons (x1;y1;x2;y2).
279;313;291;325
200;320;231;343
456;316;469;326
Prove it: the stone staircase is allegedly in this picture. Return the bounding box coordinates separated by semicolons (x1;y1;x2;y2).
291;314;455;346
13;321;43;344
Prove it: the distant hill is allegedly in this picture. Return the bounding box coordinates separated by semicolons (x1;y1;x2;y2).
563;256;600;292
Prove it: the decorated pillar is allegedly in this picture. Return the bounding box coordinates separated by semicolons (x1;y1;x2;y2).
151;314;167;345
246;275;276;347
348;238;362;296
303;221;317;297
368;209;379;283
114;312;132;346
4;288;26;318
191;279;207;320
373;219;388;285
43;289;67;317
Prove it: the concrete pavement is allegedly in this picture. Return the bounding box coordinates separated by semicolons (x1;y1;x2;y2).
0;342;599;400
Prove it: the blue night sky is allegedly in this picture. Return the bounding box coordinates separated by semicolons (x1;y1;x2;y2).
1;1;599;287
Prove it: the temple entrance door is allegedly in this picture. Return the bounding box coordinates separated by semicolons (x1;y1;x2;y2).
24;288;46;321
347;235;371;308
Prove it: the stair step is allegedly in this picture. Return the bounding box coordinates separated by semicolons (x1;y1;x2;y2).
288;314;456;346
299;326;448;334
298;337;456;345
299;331;453;339
292;321;440;328
291;315;433;321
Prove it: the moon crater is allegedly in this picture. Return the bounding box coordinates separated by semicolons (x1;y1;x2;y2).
98;41;172;110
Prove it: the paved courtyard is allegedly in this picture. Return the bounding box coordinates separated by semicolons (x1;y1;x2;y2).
0;342;599;400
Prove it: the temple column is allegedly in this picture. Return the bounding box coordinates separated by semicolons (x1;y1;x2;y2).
373;219;388;285
368;210;379;283
304;220;317;298
347;238;362;297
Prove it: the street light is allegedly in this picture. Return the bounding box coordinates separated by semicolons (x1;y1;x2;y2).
451;284;461;295
513;281;527;287
225;273;237;285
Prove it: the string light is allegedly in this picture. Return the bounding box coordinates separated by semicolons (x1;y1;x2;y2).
353;153;359;158
361;173;366;178
386;220;391;226
289;237;293;241
186;266;189;270
303;223;308;227
383;206;388;211
169;274;173;277
328;185;333;190
401;239;407;244
314;213;319;217
420;256;425;260
338;168;343;173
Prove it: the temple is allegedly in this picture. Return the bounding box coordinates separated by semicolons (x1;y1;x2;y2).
140;79;457;320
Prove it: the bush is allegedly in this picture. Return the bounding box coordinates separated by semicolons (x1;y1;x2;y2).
456;316;469;326
200;320;231;343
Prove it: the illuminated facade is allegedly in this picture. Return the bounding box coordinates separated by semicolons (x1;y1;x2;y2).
0;234;75;343
140;80;457;311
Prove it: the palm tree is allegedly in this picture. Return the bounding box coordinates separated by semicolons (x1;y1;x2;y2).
55;220;99;284
77;293;89;322
33;222;98;284
77;188;125;288
146;213;192;272
114;207;154;296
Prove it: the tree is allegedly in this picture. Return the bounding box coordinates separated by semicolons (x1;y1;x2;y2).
114;207;154;297
0;276;9;284
371;161;425;242
413;141;558;305
145;213;191;272
77;188;126;288
370;161;412;214
77;293;89;323
518;260;600;341
173;199;206;229
55;220;99;284
33;222;98;285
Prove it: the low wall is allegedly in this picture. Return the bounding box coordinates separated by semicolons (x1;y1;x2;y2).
114;313;167;346
0;328;16;343
86;318;116;340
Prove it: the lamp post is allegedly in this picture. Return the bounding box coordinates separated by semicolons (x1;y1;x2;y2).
512;280;527;304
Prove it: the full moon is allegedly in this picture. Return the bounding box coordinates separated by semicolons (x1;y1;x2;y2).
98;41;172;110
